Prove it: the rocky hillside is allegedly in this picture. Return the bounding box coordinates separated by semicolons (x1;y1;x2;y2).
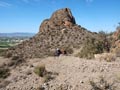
5;8;99;59
111;26;120;56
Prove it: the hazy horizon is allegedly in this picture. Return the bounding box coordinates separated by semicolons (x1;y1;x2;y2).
0;0;120;33
0;32;36;34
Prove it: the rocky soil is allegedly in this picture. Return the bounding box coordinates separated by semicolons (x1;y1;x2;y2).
1;56;120;90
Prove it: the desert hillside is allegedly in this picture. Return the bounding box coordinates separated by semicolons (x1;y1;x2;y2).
5;8;100;59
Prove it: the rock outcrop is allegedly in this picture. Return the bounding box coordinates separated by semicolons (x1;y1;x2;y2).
39;8;75;33
6;8;99;59
111;26;120;56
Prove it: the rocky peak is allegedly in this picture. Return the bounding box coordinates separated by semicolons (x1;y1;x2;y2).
50;8;76;25
39;8;76;33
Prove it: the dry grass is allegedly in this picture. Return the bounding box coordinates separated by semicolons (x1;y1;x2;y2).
34;64;47;77
0;67;10;79
94;53;116;62
89;77;116;90
34;64;58;85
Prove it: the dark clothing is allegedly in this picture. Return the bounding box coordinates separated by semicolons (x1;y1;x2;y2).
61;50;67;55
55;50;61;56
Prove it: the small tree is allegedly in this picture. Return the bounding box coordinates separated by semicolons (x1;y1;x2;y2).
98;31;111;52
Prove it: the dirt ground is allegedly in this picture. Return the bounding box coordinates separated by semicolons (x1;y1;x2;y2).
0;56;120;90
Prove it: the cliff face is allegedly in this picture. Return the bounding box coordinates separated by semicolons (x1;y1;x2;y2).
39;8;75;33
6;8;99;58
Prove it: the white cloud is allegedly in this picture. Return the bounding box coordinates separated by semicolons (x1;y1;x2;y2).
0;1;11;7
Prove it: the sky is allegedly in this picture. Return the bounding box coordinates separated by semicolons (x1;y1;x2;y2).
0;0;120;33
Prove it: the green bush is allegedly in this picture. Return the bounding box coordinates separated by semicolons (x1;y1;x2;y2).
76;38;104;59
34;65;58;84
34;65;47;77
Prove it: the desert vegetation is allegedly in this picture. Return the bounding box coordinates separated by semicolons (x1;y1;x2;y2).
34;64;47;77
89;77;116;90
76;38;104;59
75;30;113;59
34;64;58;83
0;67;10;79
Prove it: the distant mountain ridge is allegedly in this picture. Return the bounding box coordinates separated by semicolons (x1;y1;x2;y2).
0;32;35;37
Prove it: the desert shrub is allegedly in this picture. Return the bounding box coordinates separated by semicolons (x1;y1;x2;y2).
34;64;47;77
89;77;116;90
98;31;111;52
34;65;58;84
76;38;104;59
5;52;12;58
43;74;54;83
0;49;6;56
0;67;10;79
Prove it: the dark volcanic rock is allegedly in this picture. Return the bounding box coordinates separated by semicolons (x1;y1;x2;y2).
6;8;99;59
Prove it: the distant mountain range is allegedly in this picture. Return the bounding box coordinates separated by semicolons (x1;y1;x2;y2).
0;32;35;37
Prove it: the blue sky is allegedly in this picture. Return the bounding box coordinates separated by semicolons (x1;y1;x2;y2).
0;0;120;33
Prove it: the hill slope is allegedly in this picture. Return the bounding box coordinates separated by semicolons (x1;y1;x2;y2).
6;8;99;59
